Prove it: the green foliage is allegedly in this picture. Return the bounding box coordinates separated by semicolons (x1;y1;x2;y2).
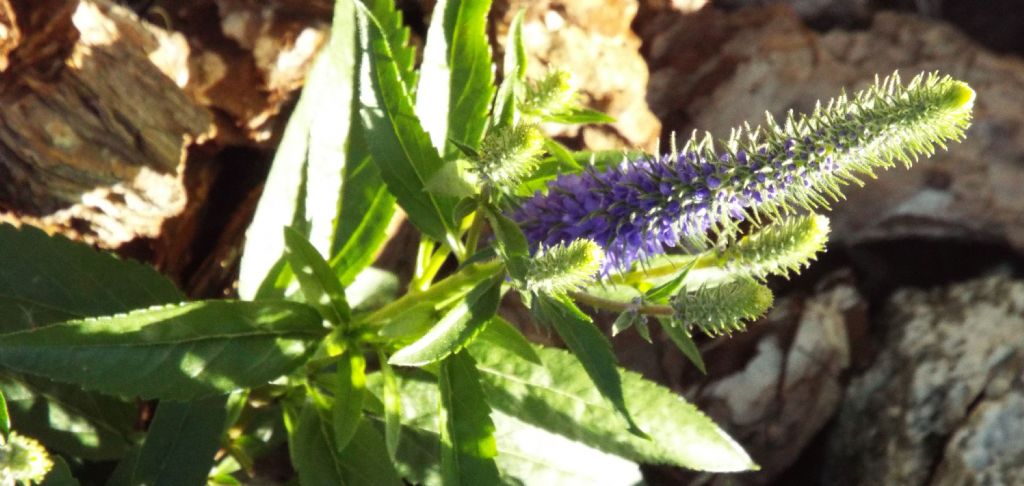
0;301;324;400
0;0;974;483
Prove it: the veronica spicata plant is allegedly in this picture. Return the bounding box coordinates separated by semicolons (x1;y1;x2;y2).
0;0;972;484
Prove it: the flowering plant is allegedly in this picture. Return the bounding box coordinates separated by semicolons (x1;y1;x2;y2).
0;0;972;484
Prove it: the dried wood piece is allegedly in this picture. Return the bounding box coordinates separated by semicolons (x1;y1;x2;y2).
0;0;212;246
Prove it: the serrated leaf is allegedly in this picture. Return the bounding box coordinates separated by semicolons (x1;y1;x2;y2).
356;2;460;246
0;375;134;460
390;275;502;367
533;294;647;438
0;301;324;400
284;227;351;326
438;352;501;485
658;318;706;374
330;134;397;287
239;0;359;299
473;317;541;366
473;341;755;472
290;399;403;486
332;350;366;452
416;0;495;159
0;223;182;333
114;396;230;486
365;369;642;486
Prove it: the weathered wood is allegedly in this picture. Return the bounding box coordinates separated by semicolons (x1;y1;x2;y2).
0;0;212;246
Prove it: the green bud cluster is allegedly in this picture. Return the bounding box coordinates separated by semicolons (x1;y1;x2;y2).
523;239;605;295
521;69;576;118
473;123;545;188
718;214;830;280
0;432;53;485
672;278;773;337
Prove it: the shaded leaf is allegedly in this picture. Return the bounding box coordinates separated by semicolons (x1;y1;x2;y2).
332;350;366;452
290;399;403;486
438;352;500;485
284;227;351;326
390;275;502;367
39;456;78;486
473;317;541;366
380;352;402;460
0;301;324;400
474;341;756;472
658;318;706;374
115;396;230;486
532;294;646;438
0;223;182;333
0;375;134;460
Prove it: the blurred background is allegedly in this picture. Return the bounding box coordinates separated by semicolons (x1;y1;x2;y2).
1;0;1021;484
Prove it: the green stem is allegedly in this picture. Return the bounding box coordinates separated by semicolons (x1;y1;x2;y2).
569;291;673;316
463;211;484;260
359;259;505;325
413;247;451;291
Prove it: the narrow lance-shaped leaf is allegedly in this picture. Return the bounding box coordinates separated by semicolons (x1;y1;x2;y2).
380;351;402;460
238;0;359;298
389;275;502;367
332;350;367;452
330;142;396;286
114;396;230;486
416;0;495;159
438;352;500;485
492;10;526;129
532;294;647;438
0;301;325;400
471;340;756;472
284;227;351;326
355;2;460;247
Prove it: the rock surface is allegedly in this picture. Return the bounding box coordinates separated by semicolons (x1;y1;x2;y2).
640;6;1024;251
824;275;1024;485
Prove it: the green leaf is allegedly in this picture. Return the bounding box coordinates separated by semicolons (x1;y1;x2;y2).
0;301;324;400
283;227;351;326
644;259;697;303
355;2;460;247
39;456;78;486
0;387;8;438
365;369;643;486
332;350;367;452
439;352;501;485
330;150;397;287
290;399;403;486
541;138;583;173
658;318;706;374
532;294;647;438
360;0;418;93
239;0;360;299
416;0;495;159
379;352;402;460
115;396;230;486
492;10;526;129
390;275;502;367
542;106;616;125
0;375;134;460
473;341;756;472
473;317;542;366
0;223;182;333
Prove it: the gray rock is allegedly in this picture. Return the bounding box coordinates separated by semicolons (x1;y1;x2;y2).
824;275;1024;485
